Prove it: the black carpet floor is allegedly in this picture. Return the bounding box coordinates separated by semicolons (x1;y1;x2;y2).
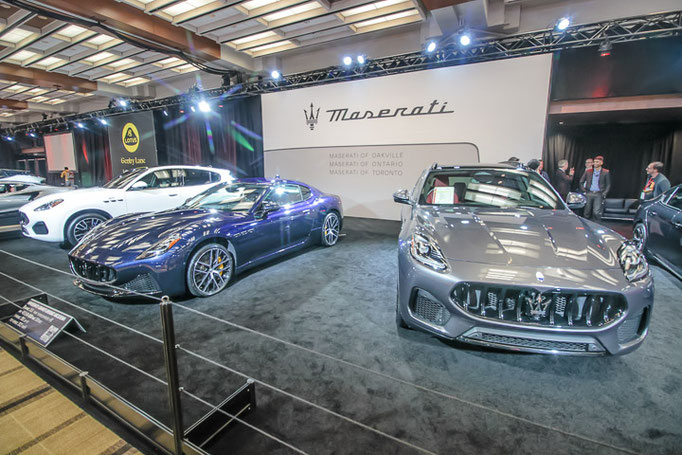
0;218;680;455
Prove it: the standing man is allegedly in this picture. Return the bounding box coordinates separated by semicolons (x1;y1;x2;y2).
554;159;574;200
641;161;671;200
60;166;74;187
580;155;611;221
538;160;550;181
579;158;594;193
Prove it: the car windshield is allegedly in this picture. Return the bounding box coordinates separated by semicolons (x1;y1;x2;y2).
185;183;267;212
103;169;147;189
419;169;561;209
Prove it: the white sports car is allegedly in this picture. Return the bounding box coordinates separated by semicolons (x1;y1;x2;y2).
19;165;233;245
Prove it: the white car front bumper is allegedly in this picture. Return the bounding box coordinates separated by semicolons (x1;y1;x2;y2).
19;209;66;242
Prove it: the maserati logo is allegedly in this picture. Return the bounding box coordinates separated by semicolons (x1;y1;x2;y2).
536;271;544;282
304;102;320;130
528;293;551;318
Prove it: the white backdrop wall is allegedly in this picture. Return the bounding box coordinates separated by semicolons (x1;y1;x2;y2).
262;54;552;220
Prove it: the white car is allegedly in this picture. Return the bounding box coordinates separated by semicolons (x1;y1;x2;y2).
0;174;45;185
19;165;232;245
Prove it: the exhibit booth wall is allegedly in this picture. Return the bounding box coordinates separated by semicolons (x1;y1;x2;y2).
262;53;553;220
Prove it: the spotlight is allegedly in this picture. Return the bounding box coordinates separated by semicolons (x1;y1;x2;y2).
459;34;471;46
342;56;352;66
190;105;196;113
357;55;365;64
118;99;128;107
598;39;612;57
5;136;13;141
270;70;281;80
179;109;185;114
163;110;168;116
426;41;436;53
76;122;84;128
198;100;211;113
29;131;36;138
556;17;570;31
98;118;108;125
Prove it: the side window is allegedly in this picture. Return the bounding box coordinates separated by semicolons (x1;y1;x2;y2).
266;184;303;206
667;188;682;210
210;171;221;182
182;169;212;186
136;169;183;189
300;185;312;201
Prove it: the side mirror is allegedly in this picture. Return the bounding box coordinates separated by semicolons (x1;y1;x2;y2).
129;180;148;191
393;189;412;205
566;192;586;210
256;200;280;218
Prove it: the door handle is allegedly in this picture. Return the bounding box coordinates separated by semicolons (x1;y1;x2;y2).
651;211;657;216
169;194;178;197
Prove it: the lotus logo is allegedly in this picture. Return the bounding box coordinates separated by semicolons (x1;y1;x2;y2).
122;122;140;153
304;102;320;130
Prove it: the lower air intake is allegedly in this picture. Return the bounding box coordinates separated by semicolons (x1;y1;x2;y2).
462;332;603;353
122;274;161;294
411;290;450;326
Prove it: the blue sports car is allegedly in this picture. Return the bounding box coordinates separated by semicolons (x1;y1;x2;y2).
68;178;343;298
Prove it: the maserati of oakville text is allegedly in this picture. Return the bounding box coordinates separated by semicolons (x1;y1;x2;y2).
394;163;653;355
68;178;343;298
19;165;232;245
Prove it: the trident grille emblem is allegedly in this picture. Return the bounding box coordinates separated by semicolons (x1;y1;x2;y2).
304;102;320;130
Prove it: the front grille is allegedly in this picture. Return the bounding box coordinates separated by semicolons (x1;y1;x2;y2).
453;283;627;329
462;332;602;353
70;257;116;283
410;290;450;326
617;307;647;343
121;274;161;294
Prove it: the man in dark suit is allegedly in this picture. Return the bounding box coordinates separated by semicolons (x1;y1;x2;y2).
554;159;574;200
579;155;611;221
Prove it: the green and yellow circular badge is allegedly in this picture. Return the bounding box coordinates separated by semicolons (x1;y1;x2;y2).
122;122;140;153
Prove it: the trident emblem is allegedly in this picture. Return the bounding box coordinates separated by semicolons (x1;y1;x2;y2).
304;102;320;130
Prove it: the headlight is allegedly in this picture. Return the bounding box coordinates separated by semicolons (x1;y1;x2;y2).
410;233;448;271
617;242;649;282
136;235;182;260
34;199;63;211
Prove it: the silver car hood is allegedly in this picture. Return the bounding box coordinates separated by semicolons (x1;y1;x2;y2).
414;206;624;269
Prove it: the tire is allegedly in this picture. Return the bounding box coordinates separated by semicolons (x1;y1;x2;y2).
186;243;234;297
65;212;108;246
320;212;340;247
633;222;648;253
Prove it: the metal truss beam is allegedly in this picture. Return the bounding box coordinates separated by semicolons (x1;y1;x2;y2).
4;11;681;134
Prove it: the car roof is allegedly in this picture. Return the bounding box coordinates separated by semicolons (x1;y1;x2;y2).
430;163;523;170
143;165;231;173
236;177;309;186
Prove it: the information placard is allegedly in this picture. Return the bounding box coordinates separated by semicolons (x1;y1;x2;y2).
7;298;85;347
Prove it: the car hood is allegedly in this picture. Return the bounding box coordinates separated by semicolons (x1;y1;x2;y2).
414;206;624;269
70;208;249;261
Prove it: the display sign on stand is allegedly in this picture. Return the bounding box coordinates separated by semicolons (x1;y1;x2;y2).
5;295;85;347
108;111;158;176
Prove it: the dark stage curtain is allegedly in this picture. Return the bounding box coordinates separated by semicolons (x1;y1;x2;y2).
544;123;682;198
72;121;112;187
154;95;263;178
0;139;23;169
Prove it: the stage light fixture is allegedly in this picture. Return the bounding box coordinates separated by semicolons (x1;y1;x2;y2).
270;70;281;80
598;39;612;56
190;105;196;113
198;100;211;113
426;41;436;53
357;55;365;64
76;122;84;128
5;136;13;141
459;34;471;46
342;56;352;66
163;110;168;116
98;118;108;125
557;17;570;31
118;99;128;107
29;131;36;138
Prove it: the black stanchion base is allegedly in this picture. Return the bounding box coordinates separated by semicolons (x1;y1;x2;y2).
185;379;257;451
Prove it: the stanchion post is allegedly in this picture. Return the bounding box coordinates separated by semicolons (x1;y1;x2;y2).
160;296;184;455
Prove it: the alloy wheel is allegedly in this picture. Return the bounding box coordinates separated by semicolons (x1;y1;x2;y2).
190;246;232;296
73;217;103;242
323;213;340;246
